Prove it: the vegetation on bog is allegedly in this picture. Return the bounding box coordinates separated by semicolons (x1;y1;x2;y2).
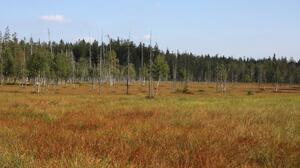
0;83;299;167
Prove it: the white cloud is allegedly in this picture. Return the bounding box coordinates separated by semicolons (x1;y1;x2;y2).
143;34;151;40
40;15;66;22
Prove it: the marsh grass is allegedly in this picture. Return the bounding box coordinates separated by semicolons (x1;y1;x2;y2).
0;83;299;167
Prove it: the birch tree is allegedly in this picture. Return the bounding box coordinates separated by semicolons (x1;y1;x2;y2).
153;54;169;96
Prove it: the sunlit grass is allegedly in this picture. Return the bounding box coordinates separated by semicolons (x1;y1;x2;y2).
0;83;299;167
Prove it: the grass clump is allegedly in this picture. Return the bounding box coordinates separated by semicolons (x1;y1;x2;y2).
247;90;254;95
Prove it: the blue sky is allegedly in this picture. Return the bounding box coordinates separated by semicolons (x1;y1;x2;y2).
1;0;299;59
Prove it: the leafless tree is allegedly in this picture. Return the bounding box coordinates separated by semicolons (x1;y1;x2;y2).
0;31;3;85
107;35;113;86
148;32;154;98
126;32;130;95
22;37;27;87
99;30;103;95
172;51;177;92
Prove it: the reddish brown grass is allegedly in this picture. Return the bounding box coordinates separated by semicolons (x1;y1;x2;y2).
0;82;299;167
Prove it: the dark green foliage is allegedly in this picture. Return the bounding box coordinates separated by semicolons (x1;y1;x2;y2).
152;54;169;81
53;53;72;80
26;49;50;79
2;48;15;78
0;27;299;84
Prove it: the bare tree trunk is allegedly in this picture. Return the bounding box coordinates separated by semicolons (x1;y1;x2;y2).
37;81;40;94
0;41;2;85
99;35;103;95
108;37;113;87
140;43;143;85
92;67;95;90
148;32;153;98
155;76;161;96
216;80;220;92
222;80;227;93
183;54;189;92
126;35;130;95
34;76;41;94
23;39;27;88
172;53;177;93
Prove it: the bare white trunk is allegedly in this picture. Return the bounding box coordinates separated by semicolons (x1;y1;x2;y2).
155;77;161;96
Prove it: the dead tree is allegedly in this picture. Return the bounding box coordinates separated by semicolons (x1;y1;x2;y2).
126;33;130;95
48;29;53;57
71;51;76;87
22;37;27;87
172;51;177;92
183;53;189;93
107;35;113;86
99;30;103;95
140;42;144;85
140;43;143;83
30;35;33;56
0;33;3;85
88;42;96;89
148;32;154;98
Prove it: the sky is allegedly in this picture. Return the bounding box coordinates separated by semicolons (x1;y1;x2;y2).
1;0;299;60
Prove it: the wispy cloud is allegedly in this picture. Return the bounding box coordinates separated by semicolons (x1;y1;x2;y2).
40;15;66;23
143;34;151;40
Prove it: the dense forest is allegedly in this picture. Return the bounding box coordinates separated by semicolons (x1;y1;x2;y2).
0;27;299;90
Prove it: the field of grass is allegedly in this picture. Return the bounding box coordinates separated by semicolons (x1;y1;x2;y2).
0;83;299;167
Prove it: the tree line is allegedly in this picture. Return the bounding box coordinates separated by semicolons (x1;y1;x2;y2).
0;27;299;94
